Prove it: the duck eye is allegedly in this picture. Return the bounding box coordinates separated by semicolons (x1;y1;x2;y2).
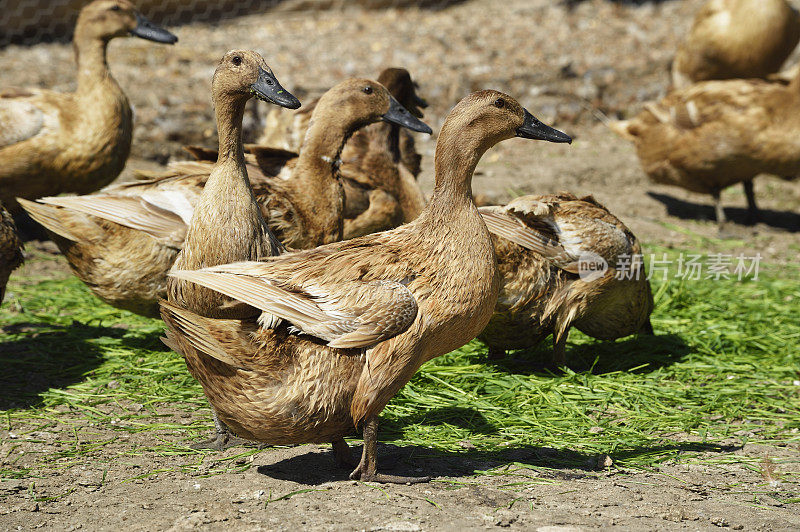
494;98;505;109
232;56;242;66
110;4;121;10
362;86;373;95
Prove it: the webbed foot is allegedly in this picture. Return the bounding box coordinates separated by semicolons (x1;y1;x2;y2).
349;465;431;484
349;416;432;484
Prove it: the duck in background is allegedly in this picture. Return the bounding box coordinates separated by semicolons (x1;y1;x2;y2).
258;67;429;238
611;68;800;230
478;193;653;367
0;0;177;214
19;78;430;317
672;0;800;89
161;91;570;482
0;203;24;305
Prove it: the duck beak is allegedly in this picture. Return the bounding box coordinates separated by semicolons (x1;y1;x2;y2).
130;13;178;44
516;109;571;144
382;95;432;134
410;86;428;118
251;68;301;110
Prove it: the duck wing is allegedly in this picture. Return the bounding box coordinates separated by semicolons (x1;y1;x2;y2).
169;244;418;350
481;193;636;272
37;190;191;248
0;90;49;148
36;165;214;247
642;79;777;132
479;201;576;269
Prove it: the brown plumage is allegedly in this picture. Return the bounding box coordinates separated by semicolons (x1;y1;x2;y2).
611;71;800;228
672;0;800;89
0;202;24;305
260;67;429;238
160;91;571;483
478;193;653;367
0;0;176;214
18;75;428;318
165;51;300;321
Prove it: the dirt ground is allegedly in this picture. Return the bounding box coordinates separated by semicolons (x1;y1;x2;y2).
1;0;799;530
1;404;799;531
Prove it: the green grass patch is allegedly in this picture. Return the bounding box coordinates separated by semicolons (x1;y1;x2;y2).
1;248;798;487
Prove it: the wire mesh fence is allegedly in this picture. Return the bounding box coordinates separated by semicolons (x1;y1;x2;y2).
0;0;463;47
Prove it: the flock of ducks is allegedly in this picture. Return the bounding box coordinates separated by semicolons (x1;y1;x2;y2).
0;0;794;482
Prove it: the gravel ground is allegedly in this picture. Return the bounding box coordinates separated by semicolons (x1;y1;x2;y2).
1;0;799;530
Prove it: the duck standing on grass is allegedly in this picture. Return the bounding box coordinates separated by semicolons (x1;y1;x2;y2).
0;0;177;213
18;76;430;318
161;91;570;483
478;193;653;367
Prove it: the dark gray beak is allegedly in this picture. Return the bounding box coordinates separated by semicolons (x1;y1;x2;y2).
409;93;428;118
130;13;178;44
382;95;432;134
251;68;301;110
516;109;571;144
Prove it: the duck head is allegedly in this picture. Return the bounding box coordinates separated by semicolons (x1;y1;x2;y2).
212;50;301;110
76;0;177;44
377;68;428;118
315;78;432;136
443;90;571;157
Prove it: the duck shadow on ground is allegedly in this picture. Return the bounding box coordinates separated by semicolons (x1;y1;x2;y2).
486;332;691;375
257;435;737;486
0;322;165;409
648;192;800;232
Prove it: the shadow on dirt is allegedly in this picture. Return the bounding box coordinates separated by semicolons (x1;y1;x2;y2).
257;439;739;485
484;332;691;375
648;192;800;232
0;322;164;410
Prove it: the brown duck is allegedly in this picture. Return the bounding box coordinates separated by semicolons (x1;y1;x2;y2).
260;67;429;238
19;75;429;317
0;0;176;214
478;193;653;367
160;91;571;483
611;69;800;229
0;202;24;305
672;0;800;89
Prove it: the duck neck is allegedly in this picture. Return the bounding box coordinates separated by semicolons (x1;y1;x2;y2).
184;95;269;267
289;110;361;239
199;96;262;229
73;33;116;96
384;122;402;163
215;97;247;167
295;111;362;182
423;130;482;221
